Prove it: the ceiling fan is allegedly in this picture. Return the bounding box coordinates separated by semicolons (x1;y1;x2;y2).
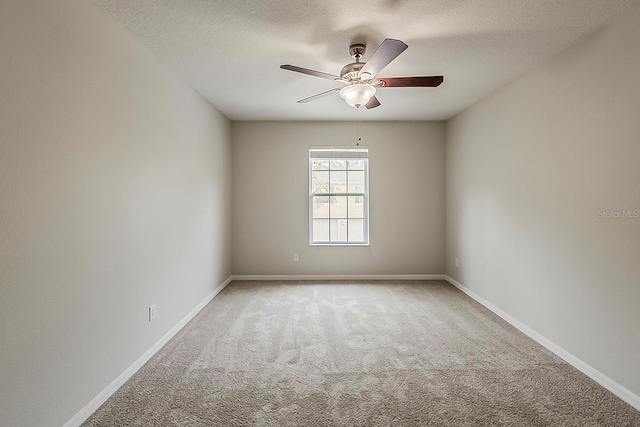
281;38;444;109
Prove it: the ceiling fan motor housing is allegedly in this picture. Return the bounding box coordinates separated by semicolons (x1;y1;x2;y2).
340;62;365;81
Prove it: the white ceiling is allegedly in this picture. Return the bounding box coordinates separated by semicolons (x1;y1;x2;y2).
94;0;639;121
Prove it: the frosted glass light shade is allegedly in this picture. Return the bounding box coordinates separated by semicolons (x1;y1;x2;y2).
339;83;376;108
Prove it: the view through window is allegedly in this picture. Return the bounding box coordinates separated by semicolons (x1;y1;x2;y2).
309;146;369;245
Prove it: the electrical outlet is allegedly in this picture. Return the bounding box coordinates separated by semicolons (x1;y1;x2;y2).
293;253;299;262
149;304;156;322
455;258;460;268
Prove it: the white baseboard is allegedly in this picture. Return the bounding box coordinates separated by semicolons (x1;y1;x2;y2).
64;276;233;427
444;275;640;411
231;274;446;281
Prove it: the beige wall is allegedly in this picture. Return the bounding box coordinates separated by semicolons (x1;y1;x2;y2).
446;5;640;398
232;121;446;276
0;1;232;425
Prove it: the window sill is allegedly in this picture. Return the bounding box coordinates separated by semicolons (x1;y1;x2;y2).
309;243;370;247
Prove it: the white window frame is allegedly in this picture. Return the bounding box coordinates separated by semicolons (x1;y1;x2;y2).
309;146;370;246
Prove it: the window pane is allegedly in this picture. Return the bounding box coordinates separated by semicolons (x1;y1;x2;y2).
348;159;365;170
347;170;365;193
330;159;347;170
330;196;347;218
312;159;329;170
313;219;329;242
330;171;347;193
348;196;364;218
312;171;329;193
330;219;348;242
348;219;364;242
312;196;329;218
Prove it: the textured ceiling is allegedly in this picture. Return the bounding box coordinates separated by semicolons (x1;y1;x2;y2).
93;0;639;121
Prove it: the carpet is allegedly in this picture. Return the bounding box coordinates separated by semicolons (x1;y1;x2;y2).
83;280;640;426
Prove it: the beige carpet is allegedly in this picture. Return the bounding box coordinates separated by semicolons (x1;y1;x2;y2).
83;280;640;426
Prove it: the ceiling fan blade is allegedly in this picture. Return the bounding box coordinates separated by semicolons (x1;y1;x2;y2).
297;87;342;103
360;38;408;77
280;64;342;81
378;76;444;87
365;96;381;109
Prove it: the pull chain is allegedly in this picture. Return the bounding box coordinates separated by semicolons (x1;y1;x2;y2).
357;106;361;145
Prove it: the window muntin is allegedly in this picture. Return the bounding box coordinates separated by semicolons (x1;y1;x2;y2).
309;147;369;245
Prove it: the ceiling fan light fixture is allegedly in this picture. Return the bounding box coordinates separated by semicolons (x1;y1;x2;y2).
339;83;376;108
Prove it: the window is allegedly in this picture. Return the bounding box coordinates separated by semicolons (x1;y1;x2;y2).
309;146;369;245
